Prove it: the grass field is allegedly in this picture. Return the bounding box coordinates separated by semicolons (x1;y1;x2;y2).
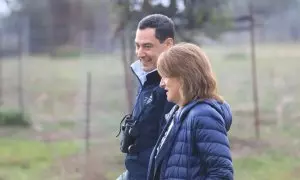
0;138;79;180
0;43;300;179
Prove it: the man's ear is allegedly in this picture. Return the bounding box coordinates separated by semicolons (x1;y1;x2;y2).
164;38;174;48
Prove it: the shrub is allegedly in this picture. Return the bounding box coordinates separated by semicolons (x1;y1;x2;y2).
0;109;31;127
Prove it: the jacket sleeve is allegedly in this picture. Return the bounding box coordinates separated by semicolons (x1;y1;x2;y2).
193;110;234;180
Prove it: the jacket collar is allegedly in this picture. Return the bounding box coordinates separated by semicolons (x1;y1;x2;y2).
174;100;199;123
130;60;160;86
147;105;178;180
148;100;202;179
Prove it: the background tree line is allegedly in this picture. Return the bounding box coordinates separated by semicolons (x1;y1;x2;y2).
0;0;299;57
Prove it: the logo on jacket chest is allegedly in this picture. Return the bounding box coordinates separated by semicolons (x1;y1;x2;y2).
144;94;153;105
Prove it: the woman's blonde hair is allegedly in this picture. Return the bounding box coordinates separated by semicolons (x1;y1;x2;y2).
157;42;223;104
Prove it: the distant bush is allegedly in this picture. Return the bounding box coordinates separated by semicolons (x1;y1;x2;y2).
0;109;31;127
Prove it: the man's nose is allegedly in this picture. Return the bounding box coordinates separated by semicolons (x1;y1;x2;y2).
136;48;145;58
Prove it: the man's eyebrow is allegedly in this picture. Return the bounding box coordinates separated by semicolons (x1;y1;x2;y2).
135;42;153;46
142;43;153;46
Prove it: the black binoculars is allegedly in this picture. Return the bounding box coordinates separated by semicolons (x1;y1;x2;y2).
116;114;140;153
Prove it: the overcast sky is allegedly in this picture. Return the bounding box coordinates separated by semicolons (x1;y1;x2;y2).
0;0;11;17
134;0;185;12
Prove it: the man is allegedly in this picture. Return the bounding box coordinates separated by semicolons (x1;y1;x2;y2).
117;14;176;180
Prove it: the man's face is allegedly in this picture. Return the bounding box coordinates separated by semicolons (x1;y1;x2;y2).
135;28;172;72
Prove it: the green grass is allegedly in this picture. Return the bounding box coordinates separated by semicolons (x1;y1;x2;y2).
203;43;300;112
0;139;80;180
234;151;300;180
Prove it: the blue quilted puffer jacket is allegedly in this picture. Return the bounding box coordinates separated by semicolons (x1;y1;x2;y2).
147;99;234;180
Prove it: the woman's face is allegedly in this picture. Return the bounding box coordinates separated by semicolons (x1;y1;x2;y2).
160;76;185;106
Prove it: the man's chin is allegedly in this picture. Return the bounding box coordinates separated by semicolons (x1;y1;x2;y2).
142;66;154;72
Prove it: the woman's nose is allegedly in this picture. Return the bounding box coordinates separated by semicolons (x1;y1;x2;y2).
160;79;165;88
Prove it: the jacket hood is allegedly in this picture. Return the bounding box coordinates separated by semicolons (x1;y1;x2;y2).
203;99;232;131
177;99;232;132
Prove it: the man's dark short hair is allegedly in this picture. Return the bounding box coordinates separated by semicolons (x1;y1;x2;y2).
138;14;175;43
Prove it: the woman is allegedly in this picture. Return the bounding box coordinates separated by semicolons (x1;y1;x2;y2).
147;43;234;180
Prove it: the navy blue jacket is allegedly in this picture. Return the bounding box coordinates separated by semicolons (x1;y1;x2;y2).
147;99;234;180
124;61;174;180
